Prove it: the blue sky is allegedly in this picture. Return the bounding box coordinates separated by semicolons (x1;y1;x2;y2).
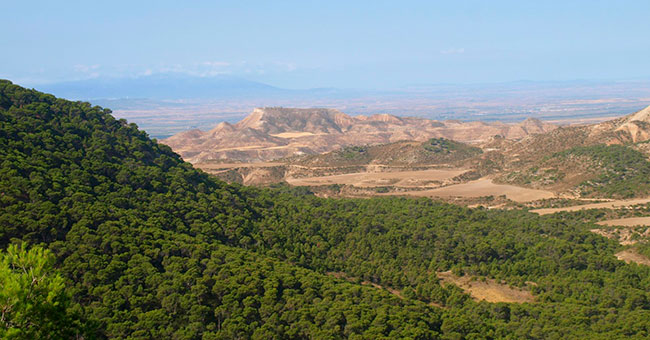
2;0;649;89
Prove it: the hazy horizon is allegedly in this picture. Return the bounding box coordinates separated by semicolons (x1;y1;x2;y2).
4;1;650;138
3;1;650;89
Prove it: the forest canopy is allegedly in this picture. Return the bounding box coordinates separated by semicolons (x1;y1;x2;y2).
0;79;649;339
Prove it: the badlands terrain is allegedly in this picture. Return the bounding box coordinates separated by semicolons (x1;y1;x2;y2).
163;107;556;199
164;105;650;203
164;107;556;163
163;105;650;268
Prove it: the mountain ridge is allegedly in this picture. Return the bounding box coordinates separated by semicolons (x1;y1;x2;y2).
164;107;557;162
192;105;650;199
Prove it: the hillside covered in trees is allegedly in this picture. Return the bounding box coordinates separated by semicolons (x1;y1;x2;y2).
1;79;649;339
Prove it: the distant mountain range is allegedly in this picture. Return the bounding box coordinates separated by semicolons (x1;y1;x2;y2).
28;75;650;142
32;74;650;102
34;74;289;100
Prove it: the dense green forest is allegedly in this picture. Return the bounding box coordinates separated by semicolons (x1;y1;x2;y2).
1;79;649;339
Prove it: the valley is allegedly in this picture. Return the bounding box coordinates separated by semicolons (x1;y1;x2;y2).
3;80;650;339
176;105;650;208
6;1;650;338
177;105;650;272
286;168;468;188
176;108;650;214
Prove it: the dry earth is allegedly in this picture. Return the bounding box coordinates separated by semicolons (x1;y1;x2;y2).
589;227;650;246
531;198;650;215
398;178;555;202
615;249;650;266
286;168;467;188
270;132;318;138
589;218;650;266
436;271;535;303
195;161;284;170
164;107;556;163
534;198;650;266
596;217;650;227
195;160;557;203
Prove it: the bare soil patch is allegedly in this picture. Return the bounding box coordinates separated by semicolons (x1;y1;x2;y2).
590;228;648;246
404;179;555;203
589;224;650;265
195;161;285;170
436;271;535;303
286;168;468;188
596;216;650;227
615;249;650;266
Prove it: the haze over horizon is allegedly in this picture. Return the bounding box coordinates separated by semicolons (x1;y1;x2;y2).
5;3;650;339
3;0;650;90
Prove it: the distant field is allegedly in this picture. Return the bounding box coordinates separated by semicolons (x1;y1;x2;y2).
400;178;555;202
271;132;317;138
198;162;557;203
96;81;650;139
532;198;650;215
286;168;468;188
195;161;284;170
436;271;535;303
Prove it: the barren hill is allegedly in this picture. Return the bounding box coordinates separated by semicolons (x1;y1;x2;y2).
187;105;650;200
510;105;650;153
494;105;650;198
163;107;556;162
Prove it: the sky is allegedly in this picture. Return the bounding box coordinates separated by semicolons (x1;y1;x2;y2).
2;0;650;89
